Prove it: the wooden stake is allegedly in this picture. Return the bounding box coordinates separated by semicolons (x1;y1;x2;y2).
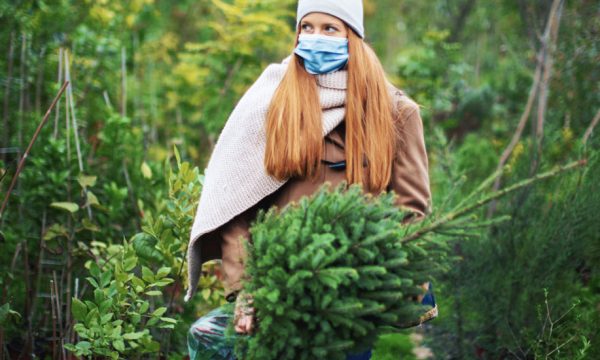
50;279;58;360
64;51;84;174
121;46;127;117
18;32;26;150
52;271;66;360
53;47;64;139
2;32;15;153
64;51;93;221
34;47;47;115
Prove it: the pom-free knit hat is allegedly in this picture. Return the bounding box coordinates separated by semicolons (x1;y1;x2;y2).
296;0;365;38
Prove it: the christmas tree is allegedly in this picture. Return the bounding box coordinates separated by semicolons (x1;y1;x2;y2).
232;182;445;360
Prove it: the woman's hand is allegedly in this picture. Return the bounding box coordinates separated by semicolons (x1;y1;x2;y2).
234;291;255;334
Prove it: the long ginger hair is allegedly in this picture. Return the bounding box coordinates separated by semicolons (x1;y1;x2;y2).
264;25;395;193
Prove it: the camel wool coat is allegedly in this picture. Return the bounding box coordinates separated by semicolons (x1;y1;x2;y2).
199;87;432;300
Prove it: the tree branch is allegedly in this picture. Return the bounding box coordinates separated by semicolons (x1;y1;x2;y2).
530;0;565;175
401;159;586;244
488;0;564;217
582;109;600;145
0;82;69;219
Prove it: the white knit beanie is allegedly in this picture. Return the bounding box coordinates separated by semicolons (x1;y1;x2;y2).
296;0;365;38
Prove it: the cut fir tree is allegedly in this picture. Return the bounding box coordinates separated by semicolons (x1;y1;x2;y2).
231;182;445;360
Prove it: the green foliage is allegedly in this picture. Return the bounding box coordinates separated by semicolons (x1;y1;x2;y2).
426;133;599;358
371;332;416;360
394;29;499;136
0;303;22;327
65;149;223;357
65;244;176;359
234;183;447;360
140;147;203;287
528;289;590;360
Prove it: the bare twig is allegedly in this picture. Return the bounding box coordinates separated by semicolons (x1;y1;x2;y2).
9;243;22;277
488;0;565;217
102;90;113;110
489;53;542;196
531;0;565;175
545;294;553;341
546;336;576;358
582;109;600;145
0;81;69;219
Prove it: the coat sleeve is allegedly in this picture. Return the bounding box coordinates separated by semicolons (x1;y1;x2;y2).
388;99;432;223
219;209;256;301
219;192;275;301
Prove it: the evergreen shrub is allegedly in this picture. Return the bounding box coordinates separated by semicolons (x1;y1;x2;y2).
232;182;446;360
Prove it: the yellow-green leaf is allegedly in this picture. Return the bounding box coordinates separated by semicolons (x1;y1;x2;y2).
123;331;145;340
77;174;97;189
201;288;211;301
43;224;69;241
141;162;153;179
85;191;100;208
51;202;79;213
152;307;167;317
82;219;100;232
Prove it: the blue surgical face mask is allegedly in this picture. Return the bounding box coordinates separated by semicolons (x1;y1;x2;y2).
293;33;349;75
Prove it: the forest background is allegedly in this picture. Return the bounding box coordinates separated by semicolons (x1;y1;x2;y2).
0;0;598;359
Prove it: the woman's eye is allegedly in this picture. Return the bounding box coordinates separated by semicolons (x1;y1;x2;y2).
326;26;338;32
301;24;312;31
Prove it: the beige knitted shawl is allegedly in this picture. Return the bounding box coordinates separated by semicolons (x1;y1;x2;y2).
185;56;349;301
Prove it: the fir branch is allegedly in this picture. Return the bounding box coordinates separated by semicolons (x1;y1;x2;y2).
400;159;586;244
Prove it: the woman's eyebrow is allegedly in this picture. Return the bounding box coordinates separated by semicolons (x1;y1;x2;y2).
301;21;341;28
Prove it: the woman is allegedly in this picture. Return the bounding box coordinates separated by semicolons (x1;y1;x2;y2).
186;0;433;358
